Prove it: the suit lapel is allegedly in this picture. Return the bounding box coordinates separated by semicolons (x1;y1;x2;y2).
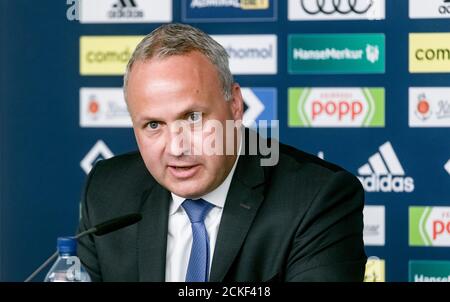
137;183;170;281
209;153;266;282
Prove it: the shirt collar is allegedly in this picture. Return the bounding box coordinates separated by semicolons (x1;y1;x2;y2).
169;133;242;215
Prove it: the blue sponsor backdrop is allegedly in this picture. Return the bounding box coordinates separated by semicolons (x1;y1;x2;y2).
1;0;449;281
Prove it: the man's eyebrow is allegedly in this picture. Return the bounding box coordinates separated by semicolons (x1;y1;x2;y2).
177;106;208;117
134;105;208;124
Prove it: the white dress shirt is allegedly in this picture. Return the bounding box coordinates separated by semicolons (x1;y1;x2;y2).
165;138;242;282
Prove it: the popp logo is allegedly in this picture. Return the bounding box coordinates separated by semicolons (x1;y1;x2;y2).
288;87;385;127
432;211;450;240
410;207;450;247
311;99;363;121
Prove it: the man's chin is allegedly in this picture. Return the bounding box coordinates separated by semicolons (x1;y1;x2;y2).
166;180;209;199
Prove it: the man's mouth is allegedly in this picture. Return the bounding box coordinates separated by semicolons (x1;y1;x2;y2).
167;164;201;179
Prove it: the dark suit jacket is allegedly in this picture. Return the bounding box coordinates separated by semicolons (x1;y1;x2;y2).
77;135;367;282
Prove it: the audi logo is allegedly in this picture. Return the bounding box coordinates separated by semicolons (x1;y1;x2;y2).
300;0;374;15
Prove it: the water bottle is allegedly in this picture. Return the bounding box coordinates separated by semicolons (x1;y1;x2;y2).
44;237;91;282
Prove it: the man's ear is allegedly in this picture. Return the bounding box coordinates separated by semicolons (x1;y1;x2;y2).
229;83;244;121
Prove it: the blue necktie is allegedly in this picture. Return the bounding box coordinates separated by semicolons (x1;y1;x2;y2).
182;198;214;282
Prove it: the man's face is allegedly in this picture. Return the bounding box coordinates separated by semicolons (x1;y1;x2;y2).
126;51;243;198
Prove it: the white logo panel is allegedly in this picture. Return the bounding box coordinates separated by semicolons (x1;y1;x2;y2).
363;205;385;246
288;0;385;20
80;88;132;128
79;0;172;23
212;35;277;74
409;87;450;127
409;0;450;19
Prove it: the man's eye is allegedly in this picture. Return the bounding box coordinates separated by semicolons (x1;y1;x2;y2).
147;121;160;129
188;112;202;123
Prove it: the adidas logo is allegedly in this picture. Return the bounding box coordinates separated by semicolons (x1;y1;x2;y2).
113;0;137;8
109;0;143;19
357;141;415;193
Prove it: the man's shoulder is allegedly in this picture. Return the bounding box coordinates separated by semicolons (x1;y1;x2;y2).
265;141;362;193
95;150;144;170
278;142;343;173
88;150;155;188
276;142;347;178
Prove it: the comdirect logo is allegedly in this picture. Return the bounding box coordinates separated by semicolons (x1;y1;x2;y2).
409;87;450;127
288;88;384;127
288;34;385;74
212;35;277;74
80;36;142;75
409;0;450;19
410;33;450;73
364;257;385;282
357;142;415;193
182;0;276;22
410;207;450;247
409;260;450;282
363;206;385;246
78;0;172;24
289;0;385;21
80;88;132;127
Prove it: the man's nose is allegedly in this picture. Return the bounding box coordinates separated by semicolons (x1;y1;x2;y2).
168;122;191;157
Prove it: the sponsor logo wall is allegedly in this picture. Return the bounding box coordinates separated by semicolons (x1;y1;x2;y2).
2;0;450;281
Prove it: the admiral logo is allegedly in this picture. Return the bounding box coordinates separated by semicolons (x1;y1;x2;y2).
78;0;172;24
183;0;277;22
410;207;450;247
190;0;268;9
410;0;450;19
409;88;450;127
363;206;385;246
212;35;277;74
288;88;385;127
288;34;385;74
409;261;450;282
80;88;132;128
357;142;415;193
409;33;450;73
289;0;385;21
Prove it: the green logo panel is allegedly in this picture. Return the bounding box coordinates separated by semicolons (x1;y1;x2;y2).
409;261;450;282
288;34;385;74
288;87;385;127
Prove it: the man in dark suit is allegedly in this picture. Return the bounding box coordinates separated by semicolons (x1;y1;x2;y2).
77;23;367;282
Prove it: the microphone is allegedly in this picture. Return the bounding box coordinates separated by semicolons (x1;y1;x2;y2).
24;213;142;282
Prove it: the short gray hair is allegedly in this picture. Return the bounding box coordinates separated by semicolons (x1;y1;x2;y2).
123;23;234;101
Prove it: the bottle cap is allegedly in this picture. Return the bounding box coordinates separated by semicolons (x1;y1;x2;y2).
57;237;77;255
